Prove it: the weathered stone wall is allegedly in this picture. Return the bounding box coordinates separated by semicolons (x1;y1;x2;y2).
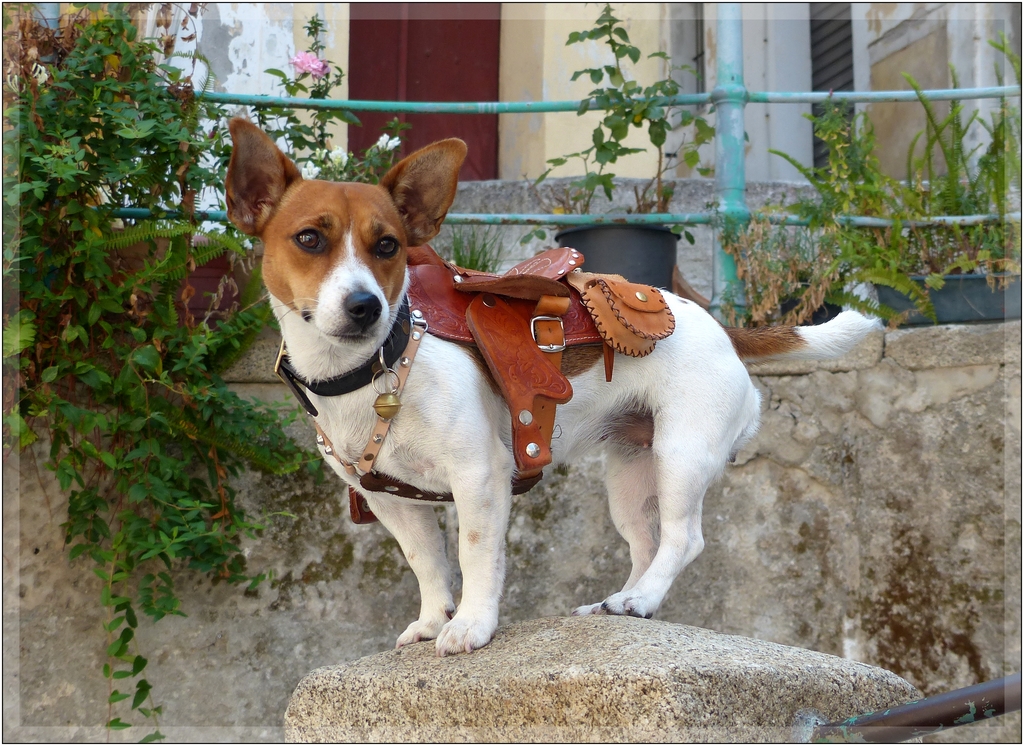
5;319;1018;743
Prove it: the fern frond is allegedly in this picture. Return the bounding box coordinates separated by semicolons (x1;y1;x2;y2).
825;288;899;321
102;221;194;250
153;398;303;476
854;267;936;322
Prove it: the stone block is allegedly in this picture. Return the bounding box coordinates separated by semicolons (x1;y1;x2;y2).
884;321;1021;370
284;616;919;743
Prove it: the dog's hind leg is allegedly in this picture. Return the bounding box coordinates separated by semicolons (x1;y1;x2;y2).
599;428;725;619
366;495;455;648
572;445;659;616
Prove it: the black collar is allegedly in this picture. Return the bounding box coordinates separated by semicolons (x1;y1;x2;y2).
275;297;412;417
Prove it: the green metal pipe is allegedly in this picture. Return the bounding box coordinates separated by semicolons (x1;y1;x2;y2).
709;3;748;322
763;212;1021;227
749;85;1019;104
106;208;713;226
106;208;1016;228
199;87;1019;115
201;90;713;113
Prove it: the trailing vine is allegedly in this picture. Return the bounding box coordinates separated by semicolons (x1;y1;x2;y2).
3;5;316;738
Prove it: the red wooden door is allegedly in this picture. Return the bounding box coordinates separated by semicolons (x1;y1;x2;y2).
348;3;500;181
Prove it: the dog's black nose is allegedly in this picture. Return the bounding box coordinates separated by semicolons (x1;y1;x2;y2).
344;292;382;331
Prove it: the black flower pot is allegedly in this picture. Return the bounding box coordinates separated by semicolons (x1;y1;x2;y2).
779;298;843;325
555;224;678;289
875;274;1022;325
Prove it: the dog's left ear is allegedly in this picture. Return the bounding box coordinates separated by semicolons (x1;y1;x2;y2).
225;117;302;235
380;138;467;246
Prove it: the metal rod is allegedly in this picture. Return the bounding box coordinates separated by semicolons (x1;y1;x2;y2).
106;208;1016;228
748;85;1020;104
764;212;1022;227
811;672;1022;743
199;90;713;113
198;86;1020;115
709;3;748;321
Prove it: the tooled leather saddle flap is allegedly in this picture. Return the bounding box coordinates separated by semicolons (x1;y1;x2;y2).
407;248;602;347
465;294;573;472
452;248;579;299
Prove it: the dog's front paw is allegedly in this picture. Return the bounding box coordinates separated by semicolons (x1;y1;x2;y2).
600;590;655;619
434;615;496;656
571;602;605;616
396;617;446;648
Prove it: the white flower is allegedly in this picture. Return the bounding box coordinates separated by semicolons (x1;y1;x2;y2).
300;161;321;180
375;134;401;152
329;147;349;167
32;63;48;86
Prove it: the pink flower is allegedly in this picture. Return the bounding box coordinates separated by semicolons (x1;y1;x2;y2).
290;51;329;79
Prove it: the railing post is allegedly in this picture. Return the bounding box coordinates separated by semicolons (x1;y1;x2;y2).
710;3;749;322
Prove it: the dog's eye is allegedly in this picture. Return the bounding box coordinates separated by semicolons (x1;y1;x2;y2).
294;229;325;253
375;237;399;258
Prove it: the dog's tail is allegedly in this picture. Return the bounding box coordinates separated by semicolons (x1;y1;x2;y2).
726;310;881;362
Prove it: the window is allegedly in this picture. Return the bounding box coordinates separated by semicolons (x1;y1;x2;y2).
810;3;854;168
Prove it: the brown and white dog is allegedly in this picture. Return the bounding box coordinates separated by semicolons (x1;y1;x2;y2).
225;118;879;656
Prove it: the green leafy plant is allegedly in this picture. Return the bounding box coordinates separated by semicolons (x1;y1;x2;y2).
3;6;317;738
256;14;410;186
726;39;1021;329
525;3;713;244
898;39;1021;283
435;225;508;273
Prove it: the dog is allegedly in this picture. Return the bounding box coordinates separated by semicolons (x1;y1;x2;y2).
225;118;879;656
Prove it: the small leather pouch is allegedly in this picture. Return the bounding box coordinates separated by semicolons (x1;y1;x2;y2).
568;272;675;358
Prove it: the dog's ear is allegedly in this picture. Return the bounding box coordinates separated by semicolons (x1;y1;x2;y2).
380;139;467;246
225;117;302;235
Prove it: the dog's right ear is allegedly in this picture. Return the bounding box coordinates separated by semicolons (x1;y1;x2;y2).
225;117;302;235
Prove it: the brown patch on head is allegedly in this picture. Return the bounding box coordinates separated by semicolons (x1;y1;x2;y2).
726;326;806;360
227;122;469;316
467;530;481;546
256;180;410;312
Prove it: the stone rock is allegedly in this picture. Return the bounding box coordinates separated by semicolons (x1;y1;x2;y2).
284;616;919;743
884;321;1021;370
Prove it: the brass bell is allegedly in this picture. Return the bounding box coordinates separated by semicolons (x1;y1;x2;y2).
373;391;402;420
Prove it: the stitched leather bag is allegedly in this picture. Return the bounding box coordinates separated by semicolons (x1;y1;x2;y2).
568;271;675;358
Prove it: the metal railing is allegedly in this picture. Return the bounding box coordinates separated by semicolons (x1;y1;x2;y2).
114;3;1020;319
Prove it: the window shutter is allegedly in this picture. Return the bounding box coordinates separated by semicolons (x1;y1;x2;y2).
810;3;854;168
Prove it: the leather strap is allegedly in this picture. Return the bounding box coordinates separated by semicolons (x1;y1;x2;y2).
275;298;412;417
466;292;572;475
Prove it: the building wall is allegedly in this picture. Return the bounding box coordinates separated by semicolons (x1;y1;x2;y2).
854;2;1020;179
159;2;1015;186
498;3;672;181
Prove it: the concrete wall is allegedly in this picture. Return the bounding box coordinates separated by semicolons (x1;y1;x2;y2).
5;320;1018;742
854;2;1021;178
155;2;1019;187
497;3;672;181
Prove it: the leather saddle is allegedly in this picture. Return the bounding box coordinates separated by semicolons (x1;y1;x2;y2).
406;244;675;480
